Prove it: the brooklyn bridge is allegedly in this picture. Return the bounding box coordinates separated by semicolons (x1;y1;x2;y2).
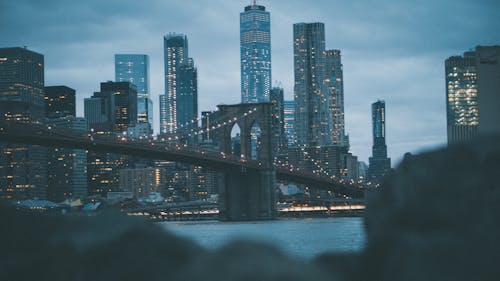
0;103;364;221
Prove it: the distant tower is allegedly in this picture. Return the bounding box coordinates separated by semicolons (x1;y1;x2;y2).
283;100;296;147
293;22;330;146
270;87;285;149
240;0;271;103
115;54;152;125
325;49;347;146
368;100;391;184
162;33;197;138
445;51;478;145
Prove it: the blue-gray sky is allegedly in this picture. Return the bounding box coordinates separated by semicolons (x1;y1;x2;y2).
1;0;499;165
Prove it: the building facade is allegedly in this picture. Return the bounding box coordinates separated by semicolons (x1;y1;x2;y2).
367;100;391;184
160;33;198;134
325;49;347;146
119;167;166;198
293;22;331;146
0;47;47;200
476;45;500;136
270;87;285;149
283;100;295;147
240;2;271;103
115;54;152;125
44;86;76;119
46;117;87;202
445;51;479;145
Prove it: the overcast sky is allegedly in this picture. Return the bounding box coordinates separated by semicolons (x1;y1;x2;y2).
1;0;499;165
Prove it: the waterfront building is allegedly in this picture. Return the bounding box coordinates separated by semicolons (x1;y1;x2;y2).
115;54;152;126
293;22;331;146
46;117;87;202
367;100;391;184
44;86;75;119
85;81;137;197
475;45;500;136
325;49;347;146
119;167;166;198
283;100;295;147
240;1;271;103
445;51;479;145
0;47;46;200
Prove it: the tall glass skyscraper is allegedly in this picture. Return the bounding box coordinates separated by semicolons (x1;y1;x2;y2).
115;54;152;125
325;49;347;146
445;51;478;145
240;1;271;103
368;100;391;184
293;22;330;146
161;33;197;136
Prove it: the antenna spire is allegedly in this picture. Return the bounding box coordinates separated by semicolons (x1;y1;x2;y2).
253;0;256;7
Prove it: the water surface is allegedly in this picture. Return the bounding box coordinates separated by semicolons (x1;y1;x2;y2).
160;217;365;258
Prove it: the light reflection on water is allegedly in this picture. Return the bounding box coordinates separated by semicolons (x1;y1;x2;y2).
160;217;366;258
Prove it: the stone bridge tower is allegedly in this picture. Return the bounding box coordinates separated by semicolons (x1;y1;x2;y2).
215;103;277;220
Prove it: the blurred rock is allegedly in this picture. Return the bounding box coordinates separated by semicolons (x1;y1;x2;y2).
363;135;500;281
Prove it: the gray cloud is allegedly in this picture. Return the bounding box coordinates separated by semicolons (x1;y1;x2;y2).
1;0;499;164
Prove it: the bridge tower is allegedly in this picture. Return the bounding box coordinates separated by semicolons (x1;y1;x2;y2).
215;103;277;221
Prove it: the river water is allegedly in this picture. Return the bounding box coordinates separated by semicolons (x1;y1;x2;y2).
160;217;366;259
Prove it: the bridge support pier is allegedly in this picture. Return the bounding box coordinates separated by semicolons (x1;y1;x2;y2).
218;167;276;221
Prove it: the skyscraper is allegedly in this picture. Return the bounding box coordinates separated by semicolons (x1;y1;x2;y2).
0;47;47;200
240;1;271;103
325;49;347;146
177;57;198;144
162;33;194;135
368;100;391;184
115;54;152;125
445;51;478;145
293;22;330;146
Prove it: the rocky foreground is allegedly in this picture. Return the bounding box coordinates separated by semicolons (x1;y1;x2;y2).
1;136;500;281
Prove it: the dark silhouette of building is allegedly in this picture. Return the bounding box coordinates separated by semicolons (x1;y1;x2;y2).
368;100;391;184
44;86;76;119
0;47;47;200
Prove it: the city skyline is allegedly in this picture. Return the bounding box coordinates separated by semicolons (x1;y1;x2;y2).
2;0;498;164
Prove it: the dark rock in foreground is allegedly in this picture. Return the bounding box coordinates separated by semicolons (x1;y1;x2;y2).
363;135;500;281
1;136;499;280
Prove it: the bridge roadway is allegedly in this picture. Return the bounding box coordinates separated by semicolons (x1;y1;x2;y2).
0;122;364;198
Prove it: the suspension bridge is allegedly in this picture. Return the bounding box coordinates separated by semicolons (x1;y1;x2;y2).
0;102;364;221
